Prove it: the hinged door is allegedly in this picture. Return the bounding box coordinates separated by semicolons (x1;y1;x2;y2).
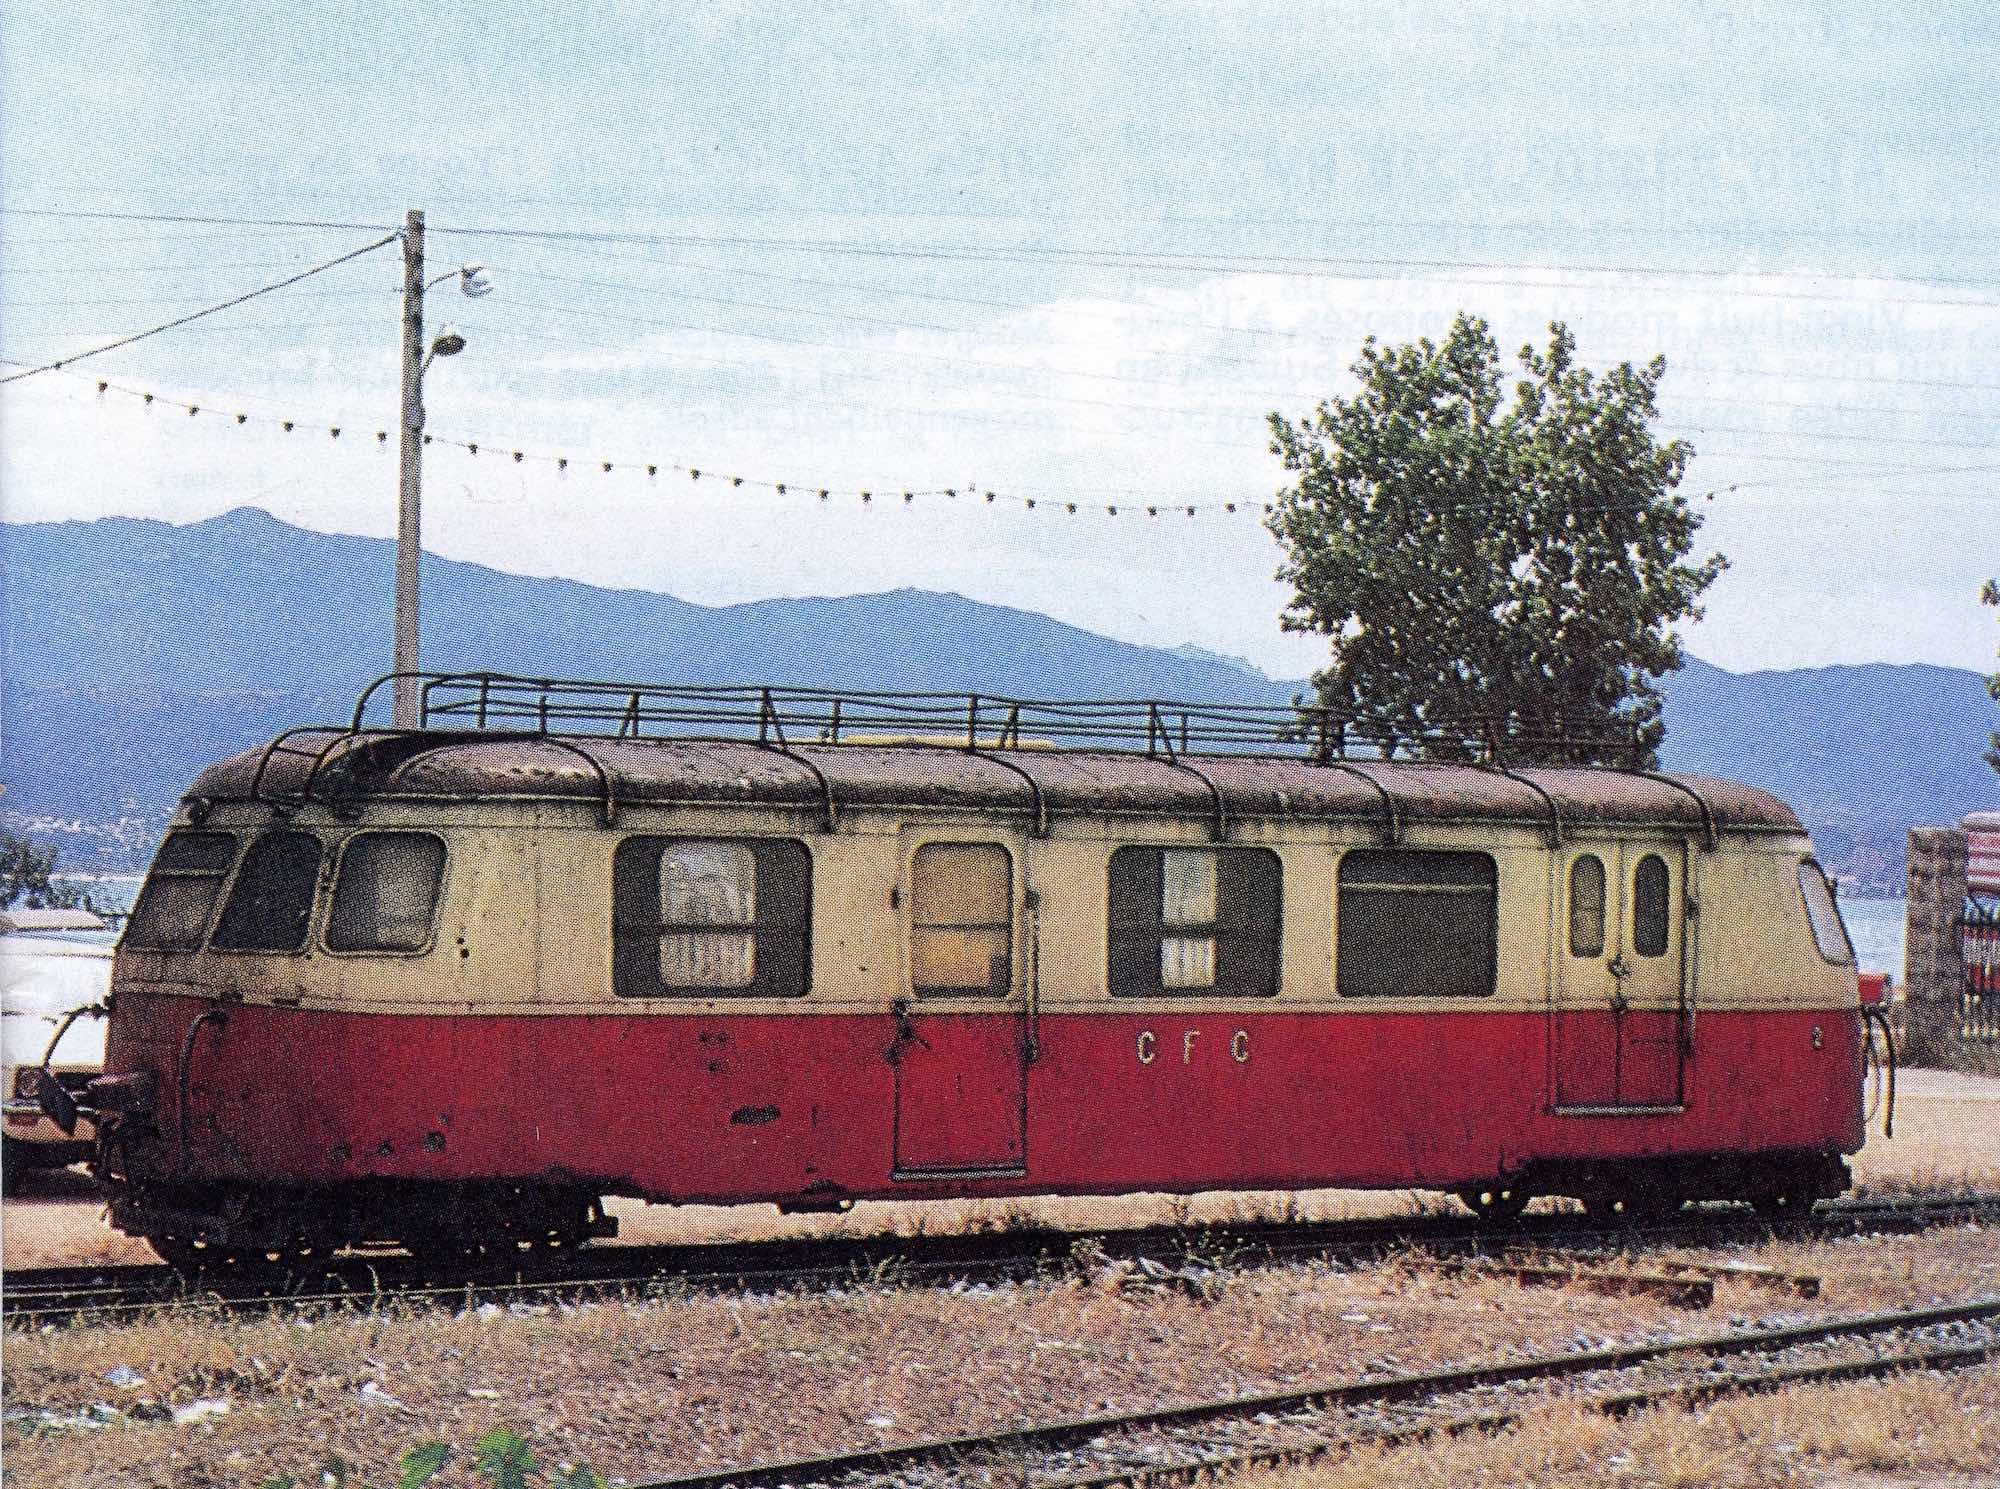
1554;838;1689;1112
889;834;1032;1177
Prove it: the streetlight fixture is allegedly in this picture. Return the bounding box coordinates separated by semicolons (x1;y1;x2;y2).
393;209;494;728
426;324;467;365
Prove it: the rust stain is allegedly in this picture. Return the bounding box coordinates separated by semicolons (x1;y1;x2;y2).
186;734;1799;835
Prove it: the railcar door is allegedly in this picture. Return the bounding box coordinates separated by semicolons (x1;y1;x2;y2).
1553;839;1688;1112
889;833;1032;1178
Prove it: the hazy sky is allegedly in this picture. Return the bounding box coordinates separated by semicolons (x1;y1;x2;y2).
4;2;1996;679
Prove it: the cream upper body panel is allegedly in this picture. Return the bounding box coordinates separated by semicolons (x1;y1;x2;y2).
112;792;1853;1019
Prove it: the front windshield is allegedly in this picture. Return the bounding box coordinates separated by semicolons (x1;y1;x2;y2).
1797;860;1856;966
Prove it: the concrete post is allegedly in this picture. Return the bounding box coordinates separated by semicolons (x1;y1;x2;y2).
1903;827;1968;1068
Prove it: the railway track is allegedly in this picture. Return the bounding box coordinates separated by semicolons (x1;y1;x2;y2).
4;1191;1996;1327
628;1298;2000;1489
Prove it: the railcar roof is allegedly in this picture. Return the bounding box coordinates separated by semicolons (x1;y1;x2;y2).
188;730;1803;835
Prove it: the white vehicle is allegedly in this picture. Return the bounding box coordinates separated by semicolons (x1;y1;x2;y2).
2;909;114;1185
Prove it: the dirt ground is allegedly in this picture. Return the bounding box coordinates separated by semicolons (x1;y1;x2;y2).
4;1216;1997;1487
3;1071;1997;1487
5;1069;1996;1269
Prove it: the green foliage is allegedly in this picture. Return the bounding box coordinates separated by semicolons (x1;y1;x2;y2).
1983;579;1999;774
1265;313;1726;767
398;1442;452;1489
474;1431;539;1489
255;1432;602;1489
0;829;94;912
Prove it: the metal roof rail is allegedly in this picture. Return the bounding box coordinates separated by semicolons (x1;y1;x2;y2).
348;671;1651;770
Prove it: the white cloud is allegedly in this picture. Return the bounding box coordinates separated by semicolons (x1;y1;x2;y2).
4;262;1996;678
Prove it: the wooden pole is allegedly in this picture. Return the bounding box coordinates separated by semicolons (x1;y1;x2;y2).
394;208;425;728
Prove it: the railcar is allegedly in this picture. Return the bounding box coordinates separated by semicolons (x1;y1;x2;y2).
64;675;1866;1266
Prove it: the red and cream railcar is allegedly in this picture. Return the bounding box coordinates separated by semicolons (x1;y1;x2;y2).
80;678;1864;1264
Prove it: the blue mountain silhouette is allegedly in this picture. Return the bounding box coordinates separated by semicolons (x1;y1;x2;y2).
5;508;1993;889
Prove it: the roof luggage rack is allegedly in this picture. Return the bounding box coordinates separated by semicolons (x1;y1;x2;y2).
327;671;1647;768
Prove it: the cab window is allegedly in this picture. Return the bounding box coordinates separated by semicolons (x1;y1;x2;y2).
211;831;324;952
613;837;809;997
1109;846;1280;997
1797;859;1856;965
327;833;446;953
1338;850;1496;998
1568;854;1606;958
911;843;1012;996
124;832;237;950
1632;854;1671;958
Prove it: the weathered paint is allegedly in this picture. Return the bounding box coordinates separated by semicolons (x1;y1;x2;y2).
94;721;1866;1239
107;991;1861;1203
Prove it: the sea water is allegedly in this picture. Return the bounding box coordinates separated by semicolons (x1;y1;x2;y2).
53;877;1911;974
1838;897;1905;977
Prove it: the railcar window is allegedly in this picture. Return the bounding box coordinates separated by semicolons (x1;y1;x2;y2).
1632;854;1671;958
911;843;1012;996
327;833;447;953
1797;860;1856;965
211;831;324;952
1568;854;1606;958
612;837;810;998
1108;846;1280;998
124;831;237;950
1336;850;1496;998
1160;849;1219;988
662;841;756;987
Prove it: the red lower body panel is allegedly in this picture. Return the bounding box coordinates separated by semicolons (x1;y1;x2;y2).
105;992;1863;1205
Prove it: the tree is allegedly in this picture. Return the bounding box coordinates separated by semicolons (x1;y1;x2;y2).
1983;579;1999;774
0;829;94;912
1265;314;1726;767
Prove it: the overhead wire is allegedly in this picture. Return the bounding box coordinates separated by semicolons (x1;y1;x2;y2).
501;266;1266;368
523;238;1312;341
8;206;1997;306
24;188;2000;244
0;234;399;385
495;293;1296;395
7;209;1995;526
4;290;390;307
0;207;393;232
488;242;2000;395
0;261;355;276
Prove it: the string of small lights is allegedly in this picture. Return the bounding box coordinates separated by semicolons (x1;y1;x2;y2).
17;363;1994;520
32;367;1270;518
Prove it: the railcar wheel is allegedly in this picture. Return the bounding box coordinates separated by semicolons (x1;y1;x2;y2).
1458;1184;1531;1224
1582;1190;1680;1225
402;1231;490;1268
1750;1190;1813;1220
146;1234;239;1273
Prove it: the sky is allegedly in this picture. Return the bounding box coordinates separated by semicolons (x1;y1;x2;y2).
2;1;1996;682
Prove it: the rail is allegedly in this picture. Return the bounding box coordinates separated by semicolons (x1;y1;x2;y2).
340;671;1648;768
1964;895;1999;1043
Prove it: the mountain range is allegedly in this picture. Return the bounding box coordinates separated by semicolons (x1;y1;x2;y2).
5;507;1994;892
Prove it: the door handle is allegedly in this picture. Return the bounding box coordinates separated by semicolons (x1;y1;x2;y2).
886;998;930;1065
1607;953;1631;1014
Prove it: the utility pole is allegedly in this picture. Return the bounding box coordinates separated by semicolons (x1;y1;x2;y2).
394;208;425;729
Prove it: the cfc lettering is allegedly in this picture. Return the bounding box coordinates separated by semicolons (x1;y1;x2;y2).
1135;1028;1255;1066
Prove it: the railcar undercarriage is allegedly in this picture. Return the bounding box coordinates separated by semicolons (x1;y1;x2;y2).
94;1131;1845;1272
100;1171;616;1270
